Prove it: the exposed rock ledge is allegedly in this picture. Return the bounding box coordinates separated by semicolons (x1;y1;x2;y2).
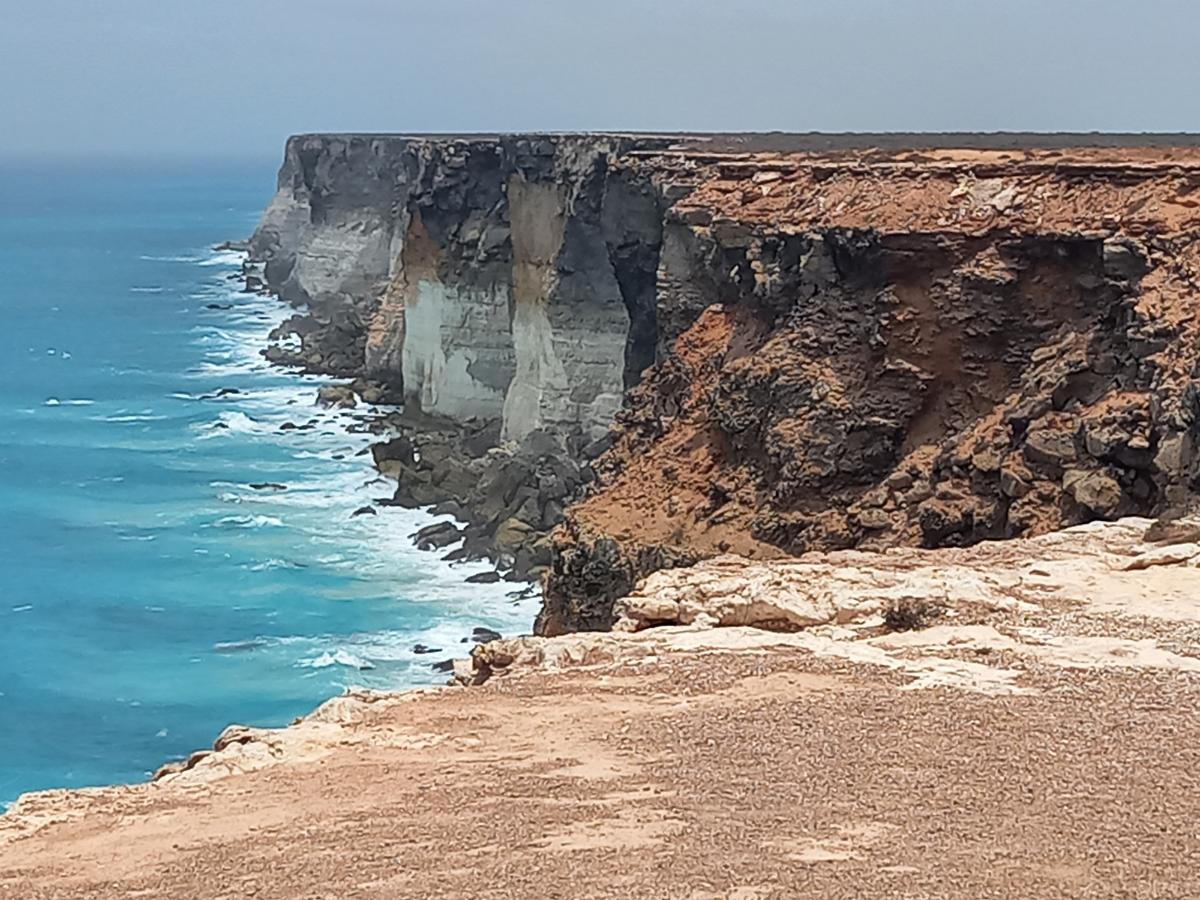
5;518;1200;898
462;517;1200;691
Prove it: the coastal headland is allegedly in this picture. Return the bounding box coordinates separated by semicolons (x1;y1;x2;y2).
5;133;1200;897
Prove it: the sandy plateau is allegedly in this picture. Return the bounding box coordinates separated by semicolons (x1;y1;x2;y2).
3;517;1200;898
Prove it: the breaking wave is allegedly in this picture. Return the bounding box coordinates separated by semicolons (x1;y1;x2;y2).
44;398;95;407
298;649;377;671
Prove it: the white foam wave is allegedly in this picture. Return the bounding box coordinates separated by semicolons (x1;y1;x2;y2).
186;359;266;379
298;649;376;671
158;248;539;690
130;286;165;294
140;254;203;262
247;558;307;572
193;410;276;439
211;514;284;529
44;398;95;407
103;412;168;423
199;250;246;267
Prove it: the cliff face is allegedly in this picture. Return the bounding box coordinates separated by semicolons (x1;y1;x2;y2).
249;136;1200;635
250;133;668;443
539;147;1200;633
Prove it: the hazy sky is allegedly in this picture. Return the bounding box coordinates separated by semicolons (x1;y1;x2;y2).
2;0;1197;160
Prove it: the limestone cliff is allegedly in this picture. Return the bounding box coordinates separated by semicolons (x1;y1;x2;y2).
250;133;668;443
248;135;1200;632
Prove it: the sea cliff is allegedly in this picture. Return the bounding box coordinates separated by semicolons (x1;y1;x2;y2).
6;135;1200;898
250;134;669;441
246;135;1200;635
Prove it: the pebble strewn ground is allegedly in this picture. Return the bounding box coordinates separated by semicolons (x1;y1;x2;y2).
2;646;1199;900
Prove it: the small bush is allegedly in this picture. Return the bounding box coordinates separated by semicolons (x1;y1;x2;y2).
882;598;944;632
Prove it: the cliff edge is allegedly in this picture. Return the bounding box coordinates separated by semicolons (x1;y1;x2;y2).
244;134;1200;630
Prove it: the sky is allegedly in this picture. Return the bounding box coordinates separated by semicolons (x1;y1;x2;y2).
1;0;1198;161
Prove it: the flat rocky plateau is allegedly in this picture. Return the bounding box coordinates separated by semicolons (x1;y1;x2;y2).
3;518;1200;899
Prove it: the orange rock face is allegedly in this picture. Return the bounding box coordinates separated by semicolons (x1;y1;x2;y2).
542;146;1200;634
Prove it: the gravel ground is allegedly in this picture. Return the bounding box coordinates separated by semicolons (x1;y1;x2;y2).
2;646;1198;900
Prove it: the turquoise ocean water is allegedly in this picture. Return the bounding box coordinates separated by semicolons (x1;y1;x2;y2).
0;162;532;805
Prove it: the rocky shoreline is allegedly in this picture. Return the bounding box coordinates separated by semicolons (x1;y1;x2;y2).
221;243;586;588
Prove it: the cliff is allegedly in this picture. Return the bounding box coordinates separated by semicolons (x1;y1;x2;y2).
246;135;1200;629
542;145;1200;632
250;133;669;443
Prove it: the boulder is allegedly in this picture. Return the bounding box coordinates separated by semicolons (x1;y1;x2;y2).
465;571;502;584
412;521;464;551
372;435;416;467
316;385;357;409
1063;469;1123;516
1024;427;1078;469
494;517;534;554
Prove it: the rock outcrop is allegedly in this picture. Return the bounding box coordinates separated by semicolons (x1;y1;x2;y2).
541;146;1200;632
369;414;584;580
462;516;1200;689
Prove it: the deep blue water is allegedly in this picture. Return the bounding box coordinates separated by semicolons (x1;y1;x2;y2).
0;162;531;805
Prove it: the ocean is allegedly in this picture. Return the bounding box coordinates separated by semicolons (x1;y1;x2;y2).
0;161;533;805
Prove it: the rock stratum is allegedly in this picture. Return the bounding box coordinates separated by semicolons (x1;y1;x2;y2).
248;134;1200;628
4;517;1200;898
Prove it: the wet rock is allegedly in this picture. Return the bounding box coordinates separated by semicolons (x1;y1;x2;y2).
351;505;377;517
412;644;441;655
411;521;464;551
316;385;358;409
465;571;502;584
430;659;455;673
371;435;415;467
431;499;468;520
471;627;502;643
249;482;287;491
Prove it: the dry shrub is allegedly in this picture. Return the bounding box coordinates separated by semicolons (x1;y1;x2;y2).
882;598;944;632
